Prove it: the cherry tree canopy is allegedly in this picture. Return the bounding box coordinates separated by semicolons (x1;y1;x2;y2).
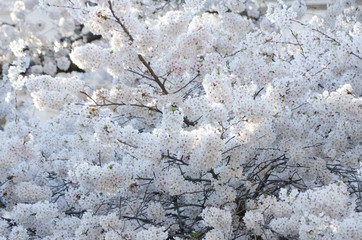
0;0;361;239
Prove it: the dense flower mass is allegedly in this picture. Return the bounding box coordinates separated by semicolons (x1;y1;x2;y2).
0;0;361;239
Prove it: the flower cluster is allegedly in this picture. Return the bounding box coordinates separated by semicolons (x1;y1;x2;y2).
201;207;232;236
25;75;84;110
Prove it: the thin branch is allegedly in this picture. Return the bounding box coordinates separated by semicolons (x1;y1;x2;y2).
172;73;200;94
127;69;155;81
253;87;264;100
137;55;169;94
108;0;168;95
108;1;134;43
290;29;307;60
291;19;362;61
80;91;98;105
